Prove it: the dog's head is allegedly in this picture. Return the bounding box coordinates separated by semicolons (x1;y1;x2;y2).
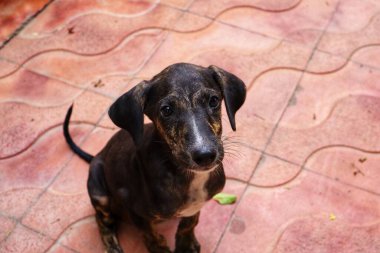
109;63;246;171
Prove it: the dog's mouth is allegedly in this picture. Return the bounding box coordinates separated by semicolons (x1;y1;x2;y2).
187;163;220;173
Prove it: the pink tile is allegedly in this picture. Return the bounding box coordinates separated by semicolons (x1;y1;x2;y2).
21;0;161;35
22;191;94;240
57;217;105;253
0;59;19;77
190;0;301;18
47;244;77;253
326;0;380;33
0;0;49;43
216;167;380;253
0;224;53;253
266;57;380;164
0;188;41;219
190;0;339;46
0;125;91;192
0;90;111;158
250;155;300;187
273;217;380;253
196;180;246;253
11;30;165;86
222;139;262;182
138;21;312;86
1;4;180;73
49;127;116;195
318;11;380;61
0;68;82;106
0;215;16;242
227;69;302;150
306;147;380;195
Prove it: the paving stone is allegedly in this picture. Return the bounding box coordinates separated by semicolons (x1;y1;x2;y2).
0;224;53;253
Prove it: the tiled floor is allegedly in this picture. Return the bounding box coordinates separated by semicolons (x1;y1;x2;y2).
1;0;380;252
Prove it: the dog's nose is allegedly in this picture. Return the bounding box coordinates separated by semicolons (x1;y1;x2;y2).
192;148;217;167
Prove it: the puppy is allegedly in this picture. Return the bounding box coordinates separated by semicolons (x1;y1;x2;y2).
63;63;246;253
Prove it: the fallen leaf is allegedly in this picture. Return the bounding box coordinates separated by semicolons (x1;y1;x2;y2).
213;193;237;205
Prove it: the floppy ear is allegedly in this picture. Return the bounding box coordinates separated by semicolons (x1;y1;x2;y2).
209;65;246;131
108;81;151;146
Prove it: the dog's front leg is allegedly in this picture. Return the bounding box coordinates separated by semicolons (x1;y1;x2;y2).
134;216;171;253
174;212;201;253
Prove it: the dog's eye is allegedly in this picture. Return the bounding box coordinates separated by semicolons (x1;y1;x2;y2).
209;96;220;108
160;105;173;117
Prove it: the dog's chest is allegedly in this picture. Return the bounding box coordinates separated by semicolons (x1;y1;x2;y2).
177;172;210;217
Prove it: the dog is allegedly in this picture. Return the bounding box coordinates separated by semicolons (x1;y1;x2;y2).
63;63;246;253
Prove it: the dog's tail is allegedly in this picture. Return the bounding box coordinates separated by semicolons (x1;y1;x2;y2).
63;104;94;163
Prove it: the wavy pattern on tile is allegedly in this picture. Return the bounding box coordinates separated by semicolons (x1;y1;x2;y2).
21;190;93;240
267;94;380;165
273;217;380;253
0;30;164;86
0;188;43;219
21;0;160;36
318;12;380;62
189;0;302;18
1;1;318;78
0;91;112;159
0;125;91;192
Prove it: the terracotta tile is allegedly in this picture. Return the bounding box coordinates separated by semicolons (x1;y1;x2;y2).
1;4;179;71
21;0;161;36
266;56;380;164
250;155;301;187
0;68;82;106
138;20;312;85
0;90;111;158
57;216;104;253
306;147;380;195
190;0;338;46
161;0;193;9
195;180;247;253
325;0;380;33
49;127;116;195
0;125;91;192
7;30;165;86
0;224;53;253
318;10;380;63
0;0;49;43
0;188;41;219
216;167;380;253
229;69;302;150
0;59;19;77
273;217;380;253
22;191;94;240
0;215;16;242
222;139;262;182
47;244;77;253
189;0;301;17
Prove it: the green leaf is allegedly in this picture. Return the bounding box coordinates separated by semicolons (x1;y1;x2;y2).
213;193;237;205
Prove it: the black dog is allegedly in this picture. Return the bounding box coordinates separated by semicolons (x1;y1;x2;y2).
63;63;246;253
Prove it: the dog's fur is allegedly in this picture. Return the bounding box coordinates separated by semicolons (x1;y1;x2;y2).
63;63;246;253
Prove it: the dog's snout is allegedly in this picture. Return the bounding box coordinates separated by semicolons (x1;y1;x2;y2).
192;148;217;167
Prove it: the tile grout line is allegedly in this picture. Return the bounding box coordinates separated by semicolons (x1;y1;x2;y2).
0;0;56;51
212;2;342;252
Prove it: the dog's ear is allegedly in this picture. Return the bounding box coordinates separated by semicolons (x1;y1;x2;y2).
209;65;246;131
108;81;151;146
